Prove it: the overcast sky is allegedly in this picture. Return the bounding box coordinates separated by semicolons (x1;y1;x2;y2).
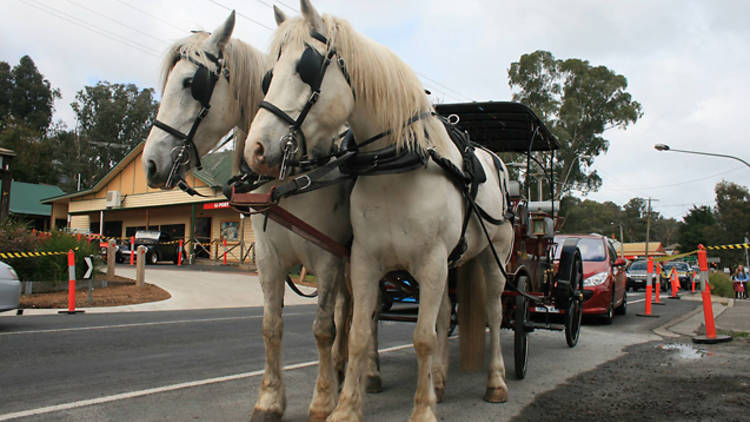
3;0;749;222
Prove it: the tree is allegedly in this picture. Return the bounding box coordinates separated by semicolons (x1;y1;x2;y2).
71;82;157;188
508;51;643;198
678;205;719;252
1;56;61;133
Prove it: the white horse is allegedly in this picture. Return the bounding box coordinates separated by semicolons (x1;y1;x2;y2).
245;1;515;421
141;11;361;422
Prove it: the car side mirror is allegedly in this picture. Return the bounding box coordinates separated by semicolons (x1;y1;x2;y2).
614;258;627;267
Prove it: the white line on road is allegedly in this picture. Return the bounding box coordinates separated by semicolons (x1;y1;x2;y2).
0;342;418;421
0;312;314;337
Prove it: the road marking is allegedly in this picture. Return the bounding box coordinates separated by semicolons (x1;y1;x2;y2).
0;341;419;421
627;298;646;304
0;312;314;337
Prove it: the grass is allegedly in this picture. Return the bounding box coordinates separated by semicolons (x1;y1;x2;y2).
708;272;735;298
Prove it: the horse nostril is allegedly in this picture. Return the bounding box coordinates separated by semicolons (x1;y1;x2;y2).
253;143;265;163
147;160;157;178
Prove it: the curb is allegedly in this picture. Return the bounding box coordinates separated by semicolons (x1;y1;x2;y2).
652;299;731;338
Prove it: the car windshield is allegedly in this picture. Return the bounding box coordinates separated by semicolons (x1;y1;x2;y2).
554;237;606;262
664;262;690;271
629;261;647;271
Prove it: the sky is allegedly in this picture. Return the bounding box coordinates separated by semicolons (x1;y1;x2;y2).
2;0;749;221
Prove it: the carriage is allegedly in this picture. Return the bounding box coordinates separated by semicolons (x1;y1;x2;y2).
378;101;585;379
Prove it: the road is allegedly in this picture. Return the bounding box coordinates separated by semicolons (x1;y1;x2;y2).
0;292;699;421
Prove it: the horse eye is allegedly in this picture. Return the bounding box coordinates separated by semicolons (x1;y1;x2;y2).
183;77;193;88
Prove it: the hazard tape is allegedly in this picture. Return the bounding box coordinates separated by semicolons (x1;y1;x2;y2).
706;243;750;251
0;247;80;260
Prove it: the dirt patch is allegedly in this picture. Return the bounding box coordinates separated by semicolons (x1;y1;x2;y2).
20;274;171;308
511;336;750;421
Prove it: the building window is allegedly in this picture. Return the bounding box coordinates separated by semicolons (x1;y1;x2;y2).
160;224;185;240
126;226;158;237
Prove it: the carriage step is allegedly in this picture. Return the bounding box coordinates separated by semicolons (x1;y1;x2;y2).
526;321;564;331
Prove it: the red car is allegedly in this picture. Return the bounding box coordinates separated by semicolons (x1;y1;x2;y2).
555;234;628;324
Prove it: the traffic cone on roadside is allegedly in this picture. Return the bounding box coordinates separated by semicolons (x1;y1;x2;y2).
691;271;696;293
669;268;681;299
693;245;731;344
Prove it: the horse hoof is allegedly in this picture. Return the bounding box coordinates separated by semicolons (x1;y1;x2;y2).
250;409;283;422
307;410;330;422
434;386;445;403
483;386;508;403
366;375;383;393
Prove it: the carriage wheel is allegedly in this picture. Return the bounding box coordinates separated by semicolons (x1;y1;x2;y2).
285;276;318;298
448;301;458;337
514;275;530;379
563;252;584;348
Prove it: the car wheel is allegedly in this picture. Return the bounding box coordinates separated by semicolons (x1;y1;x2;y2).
616;290;627;315
601;291;615;324
149;252;158;265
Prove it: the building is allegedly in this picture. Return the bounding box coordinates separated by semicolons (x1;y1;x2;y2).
9;181;65;231
42;142;255;262
621;242;666;261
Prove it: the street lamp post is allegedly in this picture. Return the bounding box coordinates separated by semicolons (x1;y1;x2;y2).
654;144;750;169
611;222;625;258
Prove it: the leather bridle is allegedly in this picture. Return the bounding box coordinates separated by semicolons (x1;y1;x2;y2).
151;49;229;193
257;30;355;180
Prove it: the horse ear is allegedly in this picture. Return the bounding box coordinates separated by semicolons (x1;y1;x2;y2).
273;5;287;26
300;0;325;33
206;10;235;52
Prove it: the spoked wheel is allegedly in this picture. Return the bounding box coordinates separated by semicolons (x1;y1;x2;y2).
557;238;584;348
285;276;318;298
514;275;530;380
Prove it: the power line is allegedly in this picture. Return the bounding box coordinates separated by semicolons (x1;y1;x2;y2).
205;0;275;32
416;72;474;102
114;0;189;35
274;0;299;13
63;0;171;45
21;0;162;58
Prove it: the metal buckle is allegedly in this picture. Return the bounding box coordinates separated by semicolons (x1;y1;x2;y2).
279;133;299;181
309;91;319;104
294;175;312;191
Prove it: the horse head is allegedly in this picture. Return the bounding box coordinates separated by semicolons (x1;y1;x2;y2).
144;11;257;189
245;0;355;178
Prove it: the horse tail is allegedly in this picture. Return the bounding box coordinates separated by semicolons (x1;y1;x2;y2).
457;258;487;372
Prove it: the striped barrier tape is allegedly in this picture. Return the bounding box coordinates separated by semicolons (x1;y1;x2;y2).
706;243;750;251
0;247;80;260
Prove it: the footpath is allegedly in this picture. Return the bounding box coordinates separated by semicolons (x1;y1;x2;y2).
7;264;317;316
656;290;750;337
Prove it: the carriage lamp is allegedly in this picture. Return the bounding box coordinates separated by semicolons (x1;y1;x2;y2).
529;212;547;237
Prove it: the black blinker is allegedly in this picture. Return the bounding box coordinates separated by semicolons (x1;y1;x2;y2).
262;70;273;95
191;65;216;107
296;45;324;87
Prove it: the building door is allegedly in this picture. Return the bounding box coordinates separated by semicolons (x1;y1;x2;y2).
194;217;211;258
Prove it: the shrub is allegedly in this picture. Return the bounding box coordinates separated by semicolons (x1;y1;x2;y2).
0;222;101;282
708;272;734;298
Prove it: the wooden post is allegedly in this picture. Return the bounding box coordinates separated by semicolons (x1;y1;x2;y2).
106;239;116;278
136;245;146;287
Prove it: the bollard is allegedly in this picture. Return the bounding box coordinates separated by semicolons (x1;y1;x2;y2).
130;236;135;266
58;249;84;314
223;239;228;265
653;262;665;305
77;233;81;242
637;256;659;317
107;238;116;279
178;239;183;266
136;245;146;287
693;244;731;344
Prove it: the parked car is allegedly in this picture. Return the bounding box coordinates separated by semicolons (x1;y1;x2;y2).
100;241;125;264
554;234;627;324
0;261;21;313
626;260;650;291
121;230;184;265
660;261;694;289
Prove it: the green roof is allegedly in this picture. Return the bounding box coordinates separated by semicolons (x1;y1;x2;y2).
8;181;65;216
191;149;234;187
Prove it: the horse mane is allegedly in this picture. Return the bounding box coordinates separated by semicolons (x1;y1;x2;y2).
160;32;270;133
269;16;446;152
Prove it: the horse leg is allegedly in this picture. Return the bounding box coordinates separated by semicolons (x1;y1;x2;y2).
332;280;351;386
251;265;288;422
307;259;344;421
432;284;451;403
408;259;448;422
479;229;512;403
366;288;383;393
327;253;382;422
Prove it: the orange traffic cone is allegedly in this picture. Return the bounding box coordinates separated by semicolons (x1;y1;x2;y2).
693;245;730;344
669;267;681;299
653;263;665;306
637;257;660;318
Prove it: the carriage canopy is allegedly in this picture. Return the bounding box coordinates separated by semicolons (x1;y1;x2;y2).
434;101;560;153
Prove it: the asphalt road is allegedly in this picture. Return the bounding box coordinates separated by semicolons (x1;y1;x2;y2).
0;292;700;421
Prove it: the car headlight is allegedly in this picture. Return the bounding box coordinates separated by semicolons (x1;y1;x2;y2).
584;271;609;287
